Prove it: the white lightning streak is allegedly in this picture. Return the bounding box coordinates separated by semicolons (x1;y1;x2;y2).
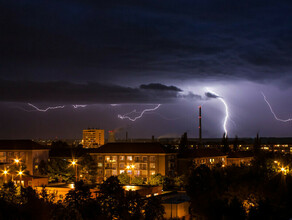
118;104;161;121
72;105;87;108
261;92;292;122
206;89;229;137
27;103;65;112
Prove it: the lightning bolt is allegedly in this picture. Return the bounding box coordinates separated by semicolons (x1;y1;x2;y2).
118;104;161;121
261;92;292;122
27;103;65;112
72;105;87;108
206;88;229;137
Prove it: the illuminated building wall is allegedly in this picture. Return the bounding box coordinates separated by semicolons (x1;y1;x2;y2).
90;142;177;183
82;129;105;148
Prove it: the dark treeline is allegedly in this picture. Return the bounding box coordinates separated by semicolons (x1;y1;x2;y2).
186;152;292;220
0;177;165;220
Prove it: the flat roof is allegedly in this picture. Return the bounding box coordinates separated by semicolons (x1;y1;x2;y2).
89;142;175;154
0;140;49;150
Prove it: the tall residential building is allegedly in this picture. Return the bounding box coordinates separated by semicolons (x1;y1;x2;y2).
82;129;104;148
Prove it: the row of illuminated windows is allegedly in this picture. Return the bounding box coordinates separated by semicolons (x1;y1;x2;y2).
195;157;225;164
0;152;26;162
104;169;156;177
101;156;156;162
100;162;156;170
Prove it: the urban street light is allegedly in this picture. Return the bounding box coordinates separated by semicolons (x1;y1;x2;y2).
71;160;78;182
18;170;23;186
2;169;8;183
126;164;135;184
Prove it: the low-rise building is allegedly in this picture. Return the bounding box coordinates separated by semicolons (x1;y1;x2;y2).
227;151;254;166
178;148;227;175
89;142;177;183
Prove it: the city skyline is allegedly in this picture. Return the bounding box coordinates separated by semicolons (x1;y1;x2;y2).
1;1;292;139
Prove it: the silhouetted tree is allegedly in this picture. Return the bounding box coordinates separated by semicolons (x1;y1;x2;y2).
179;132;188;153
233;135;239;152
143;196;165;220
222;133;230;154
79;154;98;184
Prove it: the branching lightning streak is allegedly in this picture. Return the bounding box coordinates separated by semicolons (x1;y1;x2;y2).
206;89;229;137
72;105;87;108
261;92;292;122
118;104;161;121
27;103;65;112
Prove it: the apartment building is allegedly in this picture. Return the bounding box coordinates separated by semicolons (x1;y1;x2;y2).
82;129;104;148
89;142;177;183
177;148;227;175
0;140;49;176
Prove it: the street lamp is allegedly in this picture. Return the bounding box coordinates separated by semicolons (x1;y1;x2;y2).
18;170;23;186
71;160;78;182
2;169;8;183
126;164;135;184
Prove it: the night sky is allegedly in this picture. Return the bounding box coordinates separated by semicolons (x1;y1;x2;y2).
1;0;292;139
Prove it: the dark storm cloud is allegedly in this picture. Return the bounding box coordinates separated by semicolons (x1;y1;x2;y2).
0;80;194;104
1;0;292;84
205;92;219;99
140;83;182;92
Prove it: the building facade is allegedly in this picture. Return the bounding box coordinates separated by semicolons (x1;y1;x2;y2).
227;151;254;166
90;142;177;183
0;140;49;176
82;129;105;148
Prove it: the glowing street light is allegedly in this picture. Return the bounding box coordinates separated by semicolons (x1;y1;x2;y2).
18;170;23;186
14;158;20;164
2;169;8;183
71;160;78;182
126;164;135;185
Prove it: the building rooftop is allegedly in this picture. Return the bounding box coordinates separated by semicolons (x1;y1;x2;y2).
0;140;49;150
89;142;174;154
228;151;254;158
179;148;226;159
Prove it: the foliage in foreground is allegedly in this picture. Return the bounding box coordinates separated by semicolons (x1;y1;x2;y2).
0;177;165;220
186;153;292;220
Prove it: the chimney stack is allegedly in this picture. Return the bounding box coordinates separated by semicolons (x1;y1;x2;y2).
199;106;202;143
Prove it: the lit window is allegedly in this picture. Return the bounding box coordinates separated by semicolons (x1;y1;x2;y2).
120;170;125;174
150;156;156;162
150;163;155;169
127;156;132;161
210;158;214;163
119;163;125;169
98;163;103;167
119;156;125;161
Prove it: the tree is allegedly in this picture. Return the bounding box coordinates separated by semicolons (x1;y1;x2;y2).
79;154;98;184
222;133;230;154
143;196;165;220
64;180;102;220
47;158;75;182
131;176;144;185
253;133;261;154
179;132;188;153
99;176;126;219
149;174;164;186
233;135;239;152
118;172;130;185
